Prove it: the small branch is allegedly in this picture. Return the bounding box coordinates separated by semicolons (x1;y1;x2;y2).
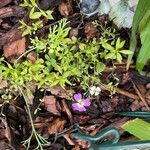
100;83;139;100
132;81;150;110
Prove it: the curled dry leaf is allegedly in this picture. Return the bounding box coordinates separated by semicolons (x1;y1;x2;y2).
58;0;73;18
3;37;26;62
43;95;60;115
84;22;99;40
48;118;66;135
48;85;73;100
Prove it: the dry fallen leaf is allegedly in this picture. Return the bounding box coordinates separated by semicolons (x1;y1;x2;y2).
48;118;66;135
3;37;26;62
43;95;60;115
84;22;99;40
58;0;73;18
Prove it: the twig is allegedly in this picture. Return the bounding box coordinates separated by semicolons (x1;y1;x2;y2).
132;81;150;110
100;83;139;100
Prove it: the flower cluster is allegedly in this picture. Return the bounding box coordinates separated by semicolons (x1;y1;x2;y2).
89;86;101;96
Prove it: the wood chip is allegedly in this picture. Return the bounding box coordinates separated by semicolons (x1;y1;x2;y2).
48;118;66;134
132;81;150;110
3;37;26;62
62;99;73;124
0;0;13;8
43;95;60;115
0;6;26;19
0;28;22;47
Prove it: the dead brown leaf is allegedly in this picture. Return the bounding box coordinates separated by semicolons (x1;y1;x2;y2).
3;37;26;62
58;0;73;18
48;85;73;100
84;22;99;40
48;118;66;134
43;95;60;115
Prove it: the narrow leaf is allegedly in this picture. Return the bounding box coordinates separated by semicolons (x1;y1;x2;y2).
122;118;150;140
127;0;150;70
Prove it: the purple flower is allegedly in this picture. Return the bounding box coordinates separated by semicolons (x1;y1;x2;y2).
72;93;91;112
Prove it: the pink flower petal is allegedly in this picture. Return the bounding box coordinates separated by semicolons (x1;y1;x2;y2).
83;99;91;106
74;93;82;101
72;103;86;112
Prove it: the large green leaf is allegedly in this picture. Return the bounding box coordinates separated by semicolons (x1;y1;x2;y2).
136;9;150;70
127;0;150;70
122;118;150;140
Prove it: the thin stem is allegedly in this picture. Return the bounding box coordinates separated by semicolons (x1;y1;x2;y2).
18;86;50;150
15;47;36;63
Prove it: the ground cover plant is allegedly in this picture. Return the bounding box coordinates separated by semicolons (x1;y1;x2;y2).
0;0;150;150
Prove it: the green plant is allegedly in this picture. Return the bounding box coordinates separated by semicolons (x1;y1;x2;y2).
127;0;150;71
100;37;133;63
19;0;53;36
93;20;116;39
20;0;53;20
19;87;50;150
0;58;45;90
19;20;43;36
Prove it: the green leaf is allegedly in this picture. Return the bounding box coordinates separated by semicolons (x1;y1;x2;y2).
122;118;150;140
105;53;115;59
96;62;106;73
101;42;114;51
127;0;150;70
139;10;150;43
116;53;122;63
116;38;125;50
136;30;150;71
136;9;150;71
30;0;38;7
29;8;42;19
119;50;133;55
46;10;53;20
